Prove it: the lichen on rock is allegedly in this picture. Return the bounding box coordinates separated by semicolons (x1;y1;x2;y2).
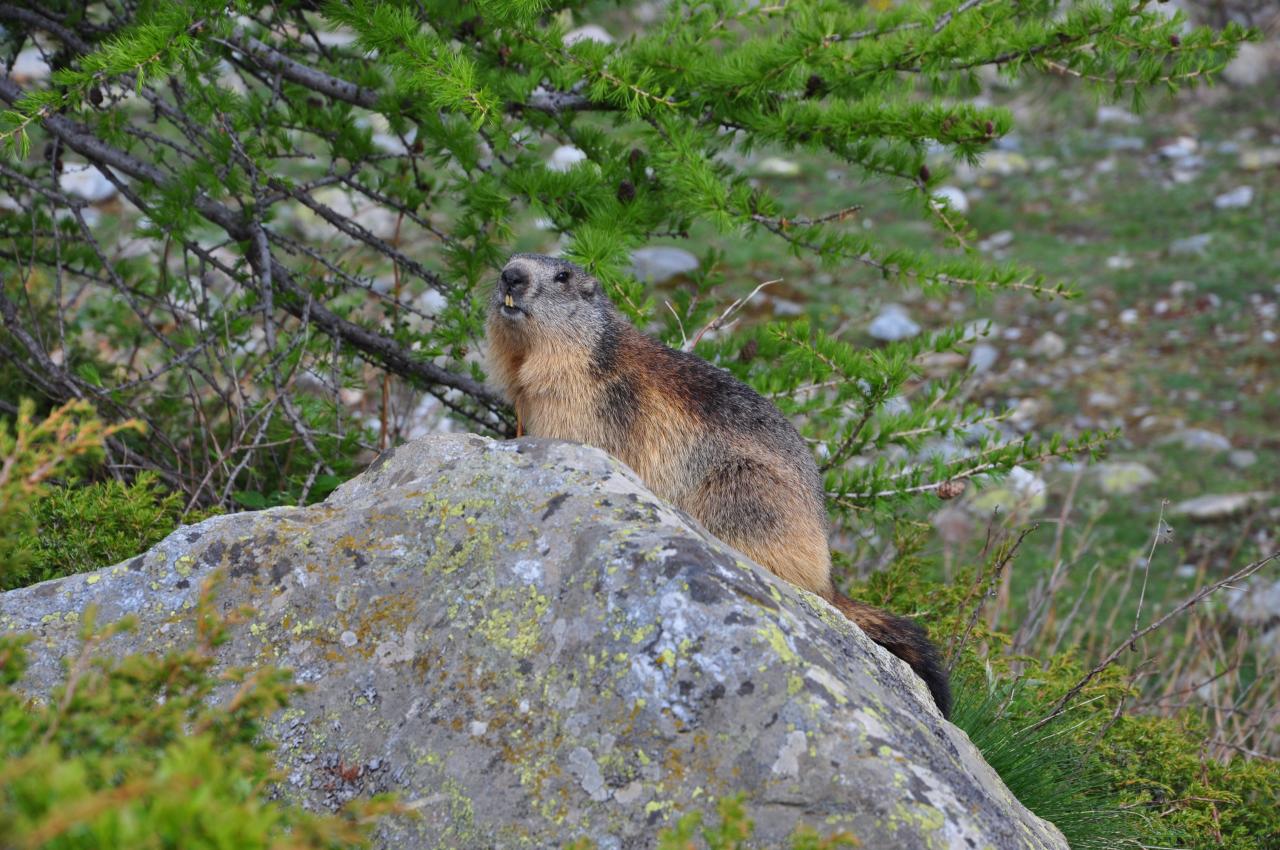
0;434;1066;849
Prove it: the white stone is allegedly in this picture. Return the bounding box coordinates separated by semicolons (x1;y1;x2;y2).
932;186;969;214
968;343;998;374
1170;233;1212;256
1158;137;1198;160
977;231;1014;252
11;48;50;83
1240;148;1280;171
1119;308;1139;325
1223;42;1272;87
1169;492;1271;521
1213;186;1254;210
1093;461;1157;495
868;304;920;341
1030;331;1066;359
1159;428;1232;453
565;24;614;45
755;157;802;177
547;145;587;172
629;246;698;283
1106;254;1135;270
59;165;118;203
1096;105;1140;125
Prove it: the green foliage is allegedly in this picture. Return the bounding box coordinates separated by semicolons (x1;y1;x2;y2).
850;533;1280;850
0;400;144;588
0;576;390;849
3;473;194;591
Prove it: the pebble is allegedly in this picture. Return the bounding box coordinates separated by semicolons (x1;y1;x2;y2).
755;157;802;177
59;165;118;202
968;343;998;374
868;304;921;341
977;231;1014;252
1119;308;1140;325
1169;233;1213;256
1228;449;1258;469
1213;186;1254;209
1030;331;1066;359
628;246;698;283
1106;254;1135;270
932;186;969;214
1094;461;1158;495
1239;148;1280;170
565;25;614;45
547;145;587;172
11;48;50;83
1096;105;1140;125
1169;492;1271;521
1158;137;1198;160
1160;427;1233;453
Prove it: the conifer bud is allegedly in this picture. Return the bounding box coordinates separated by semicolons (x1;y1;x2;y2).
1169;34;1181;46
804;74;825;98
919;164;931;182
88;85;103;107
629;148;644;168
936;480;966;500
738;339;759;363
617;179;636;202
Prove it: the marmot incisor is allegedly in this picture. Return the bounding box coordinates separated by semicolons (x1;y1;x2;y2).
486;253;951;717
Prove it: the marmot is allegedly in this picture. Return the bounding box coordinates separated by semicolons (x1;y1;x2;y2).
486;253;951;717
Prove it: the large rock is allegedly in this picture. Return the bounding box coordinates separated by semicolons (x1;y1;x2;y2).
0;435;1065;850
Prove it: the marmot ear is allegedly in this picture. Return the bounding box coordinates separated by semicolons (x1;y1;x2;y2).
578;277;599;300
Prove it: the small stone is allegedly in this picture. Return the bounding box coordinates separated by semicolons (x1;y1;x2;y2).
340;630;358;647
628;246;698;283
932;186;969;214
1158;137;1198;160
1094;461;1157;495
1228;449;1258;469
1087;390;1119;409
1169;492;1271;521
1213;186;1254;210
917;352;967;377
1169;233;1213;256
1096;105;1140;125
979;151;1030;176
977;231;1014;252
1106;254;1135;270
59;165;117;203
968;343;998;374
1160;428;1233;453
469;720;488;736
868;305;920;341
1119;308;1140;325
1030;331;1066;359
564;24;613;45
1223;43;1272;87
338;388;364;407
11;48;51;83
547;145;587;172
1239;148;1280;171
755;157;802;177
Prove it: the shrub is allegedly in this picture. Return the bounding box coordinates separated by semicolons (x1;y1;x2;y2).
850;532;1280;850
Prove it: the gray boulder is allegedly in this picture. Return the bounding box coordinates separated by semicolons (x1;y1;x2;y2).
0;435;1064;850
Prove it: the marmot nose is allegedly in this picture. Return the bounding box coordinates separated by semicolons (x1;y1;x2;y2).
500;266;529;294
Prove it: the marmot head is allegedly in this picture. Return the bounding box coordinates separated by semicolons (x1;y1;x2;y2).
489;253;612;342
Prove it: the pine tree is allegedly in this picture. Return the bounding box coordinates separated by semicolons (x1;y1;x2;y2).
0;1;1252;522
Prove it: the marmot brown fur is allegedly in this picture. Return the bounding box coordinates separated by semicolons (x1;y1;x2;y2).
486;253;951;717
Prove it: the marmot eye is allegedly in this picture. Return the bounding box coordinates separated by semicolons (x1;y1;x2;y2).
554;270;571;284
